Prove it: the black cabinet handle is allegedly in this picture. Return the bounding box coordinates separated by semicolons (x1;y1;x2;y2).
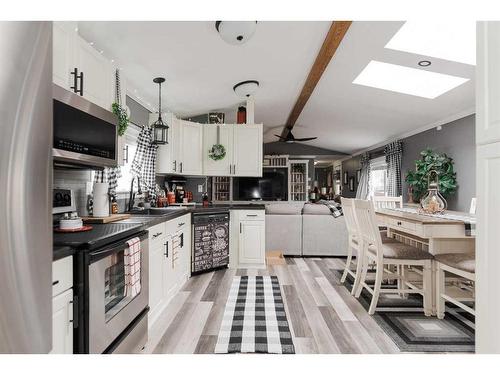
178;222;185;227
123;145;129;164
246;214;258;217
173;160;177;172
180;233;184;248
164;241;168;257
152;232;163;239
70;68;83;96
52;280;59;286
180;162;183;173
240;222;242;233
71;295;78;328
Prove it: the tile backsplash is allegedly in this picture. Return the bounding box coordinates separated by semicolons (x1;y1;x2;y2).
53;169;93;216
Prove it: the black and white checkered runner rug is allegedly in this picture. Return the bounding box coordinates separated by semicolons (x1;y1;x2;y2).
215;276;295;354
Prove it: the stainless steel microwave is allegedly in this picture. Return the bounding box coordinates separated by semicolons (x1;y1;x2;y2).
53;84;118;168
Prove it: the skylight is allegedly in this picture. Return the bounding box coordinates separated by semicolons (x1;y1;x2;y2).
352;61;469;99
385;21;476;65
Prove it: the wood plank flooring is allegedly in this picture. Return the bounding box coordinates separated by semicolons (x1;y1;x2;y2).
147;257;400;354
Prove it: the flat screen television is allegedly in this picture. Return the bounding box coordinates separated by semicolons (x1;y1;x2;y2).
233;168;288;201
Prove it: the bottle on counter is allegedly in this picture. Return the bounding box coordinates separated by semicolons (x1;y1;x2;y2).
202;192;209;207
110;197;119;214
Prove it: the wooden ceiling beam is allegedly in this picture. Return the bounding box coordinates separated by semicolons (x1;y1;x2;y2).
281;21;352;138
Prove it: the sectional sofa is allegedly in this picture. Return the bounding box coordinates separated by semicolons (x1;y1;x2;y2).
265;202;348;257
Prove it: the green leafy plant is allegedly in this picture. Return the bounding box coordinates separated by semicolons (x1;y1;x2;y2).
112;102;129;136
405;148;458;202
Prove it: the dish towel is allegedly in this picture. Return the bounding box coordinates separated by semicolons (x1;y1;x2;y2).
125;237;142;297
94;167;122;199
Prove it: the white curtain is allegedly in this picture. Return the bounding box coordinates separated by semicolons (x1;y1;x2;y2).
355;153;370;199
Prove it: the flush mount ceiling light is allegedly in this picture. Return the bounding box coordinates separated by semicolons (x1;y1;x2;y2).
233;80;259;98
418;60;431;67
215;21;257;45
385;21;476;65
353;60;469;99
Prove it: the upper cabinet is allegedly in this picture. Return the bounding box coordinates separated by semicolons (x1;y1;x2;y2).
53;22;115;111
203;123;263;177
178;120;203;175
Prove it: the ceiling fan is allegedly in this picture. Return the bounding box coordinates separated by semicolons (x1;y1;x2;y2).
274;129;317;143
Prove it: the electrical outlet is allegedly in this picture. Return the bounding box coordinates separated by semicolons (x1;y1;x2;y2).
198;184;204;193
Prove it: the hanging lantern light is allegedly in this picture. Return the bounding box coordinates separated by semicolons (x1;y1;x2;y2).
420;170;447;214
152;77;168;145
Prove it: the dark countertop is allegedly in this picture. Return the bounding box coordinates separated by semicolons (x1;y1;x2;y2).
53;245;74;261
52;203;265;256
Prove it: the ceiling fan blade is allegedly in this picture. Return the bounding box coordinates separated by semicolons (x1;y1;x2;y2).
274;134;287;141
294;137;317;142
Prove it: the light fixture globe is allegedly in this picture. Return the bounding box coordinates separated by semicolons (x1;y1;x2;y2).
233;80;259;98
215;21;257;45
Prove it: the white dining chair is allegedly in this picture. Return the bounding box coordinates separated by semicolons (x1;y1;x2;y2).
435;253;475;319
340;198;363;295
353;199;434;315
371;195;403;209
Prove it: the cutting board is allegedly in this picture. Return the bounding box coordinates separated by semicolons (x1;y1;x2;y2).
81;213;131;224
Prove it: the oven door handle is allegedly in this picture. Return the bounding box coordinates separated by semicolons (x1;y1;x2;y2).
89;231;148;263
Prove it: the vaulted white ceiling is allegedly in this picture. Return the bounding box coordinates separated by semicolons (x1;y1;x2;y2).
77;21;475;154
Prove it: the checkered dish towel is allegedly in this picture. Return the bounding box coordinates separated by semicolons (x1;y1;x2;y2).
131;127;158;199
125;237;141;297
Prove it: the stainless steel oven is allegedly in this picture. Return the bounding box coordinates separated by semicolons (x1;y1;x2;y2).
84;231;149;353
53;84;118;168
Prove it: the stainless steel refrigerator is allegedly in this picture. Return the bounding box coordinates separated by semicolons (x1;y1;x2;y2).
0;22;53;353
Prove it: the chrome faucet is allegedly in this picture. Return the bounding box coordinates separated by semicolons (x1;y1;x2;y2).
128;176;142;212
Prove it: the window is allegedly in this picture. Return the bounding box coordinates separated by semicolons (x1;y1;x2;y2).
368;156;387;198
116;125;140;193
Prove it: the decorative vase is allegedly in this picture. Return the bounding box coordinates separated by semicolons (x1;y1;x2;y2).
419;170;447;214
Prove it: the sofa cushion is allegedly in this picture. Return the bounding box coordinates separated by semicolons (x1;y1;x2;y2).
265;203;303;215
435;253;475;273
302;203;332;215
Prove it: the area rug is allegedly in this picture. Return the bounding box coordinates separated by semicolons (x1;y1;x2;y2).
334;269;475;353
214;275;295;354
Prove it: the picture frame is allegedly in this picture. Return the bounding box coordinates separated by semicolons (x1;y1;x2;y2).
208;112;225;124
349;176;355;192
343;171;348;185
356;169;361;184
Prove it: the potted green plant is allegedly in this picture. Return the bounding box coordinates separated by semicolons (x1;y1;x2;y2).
405;148;458;203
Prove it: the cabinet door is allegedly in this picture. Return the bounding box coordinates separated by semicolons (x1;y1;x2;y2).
148;239;166;315
177;214;191;282
53;22;76;90
179;120;203;175
74;35;113;110
238;220;265;264
233;124;263;177
203;124;233;176
155;113;175;174
51;289;73;354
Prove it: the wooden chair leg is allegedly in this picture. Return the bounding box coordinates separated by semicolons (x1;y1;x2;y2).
351;247;363;296
423;262;433;317
368;261;384;315
355;254;369;298
341;244;353;283
436;263;446;319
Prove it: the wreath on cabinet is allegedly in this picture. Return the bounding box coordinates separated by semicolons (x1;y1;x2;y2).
208;125;226;161
209;144;226;161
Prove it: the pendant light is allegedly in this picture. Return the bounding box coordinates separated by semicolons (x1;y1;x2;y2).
152;77;169;145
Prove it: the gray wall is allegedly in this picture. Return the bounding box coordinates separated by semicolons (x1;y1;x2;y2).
341;115;475;211
401;115;475;212
341;155;362;198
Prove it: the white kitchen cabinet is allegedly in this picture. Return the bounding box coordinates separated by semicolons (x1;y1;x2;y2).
51;256;73;354
53;21;114;111
178;120;203;175
203;124;233;176
229;210;266;268
202;123;263;177
51;288;73;354
74;35;113;110
232;124;263;177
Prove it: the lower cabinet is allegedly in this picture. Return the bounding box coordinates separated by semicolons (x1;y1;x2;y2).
148;214;191;327
230;210;266;268
51;256;73;354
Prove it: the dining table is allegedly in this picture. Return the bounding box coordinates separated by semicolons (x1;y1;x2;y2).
375;206;476;314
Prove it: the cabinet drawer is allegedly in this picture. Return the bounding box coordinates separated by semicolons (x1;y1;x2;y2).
237;210;265;221
52;256;73;297
391;219;417;232
149;222;167;247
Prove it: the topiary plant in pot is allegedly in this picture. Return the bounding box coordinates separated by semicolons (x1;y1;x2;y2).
405;148;458;203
